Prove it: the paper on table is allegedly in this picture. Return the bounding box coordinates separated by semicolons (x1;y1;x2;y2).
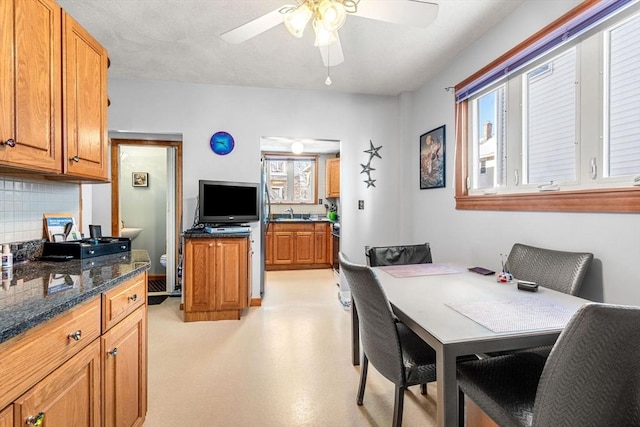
447;296;576;333
379;263;466;278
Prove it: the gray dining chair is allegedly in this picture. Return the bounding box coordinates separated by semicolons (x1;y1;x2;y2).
350;243;433;365
505;243;593;296
365;243;433;267
457;303;640;427
340;253;437;427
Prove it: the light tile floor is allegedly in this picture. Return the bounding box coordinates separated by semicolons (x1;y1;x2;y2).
145;269;438;426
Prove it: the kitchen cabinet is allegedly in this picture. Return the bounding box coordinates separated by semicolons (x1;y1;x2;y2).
264;228;274;266
0;406;11;427
0;0;62;173
101;273;147;427
326;158;340;198
0;272;148;427
14;340;101;427
183;235;251;321
0;0;109;181
62;11;109;181
266;222;331;271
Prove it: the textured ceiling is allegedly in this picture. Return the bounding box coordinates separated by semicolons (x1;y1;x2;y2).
57;0;524;96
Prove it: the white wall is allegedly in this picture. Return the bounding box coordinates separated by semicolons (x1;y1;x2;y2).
94;80;403;298
403;0;640;305
89;0;640;305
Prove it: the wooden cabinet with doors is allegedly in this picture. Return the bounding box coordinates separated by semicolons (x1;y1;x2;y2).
326;158;340;198
62;11;109;181
0;0;109;181
0;0;62;174
101;273;147;427
183;235;251;321
266;221;331;270
0;271;148;427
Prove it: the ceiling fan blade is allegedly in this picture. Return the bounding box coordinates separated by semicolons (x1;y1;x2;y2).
319;37;345;67
221;6;293;44
353;0;439;28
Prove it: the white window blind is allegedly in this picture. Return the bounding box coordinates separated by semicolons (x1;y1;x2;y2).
607;13;640;177
525;49;577;184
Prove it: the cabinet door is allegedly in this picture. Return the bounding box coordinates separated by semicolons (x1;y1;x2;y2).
326;158;340;198
14;340;101;427
314;229;328;264
0;406;12;427
103;306;147;427
0;0;62;173
273;232;294;264
215;238;248;311
184;239;216;312
294;232;314;264
62;12;109;180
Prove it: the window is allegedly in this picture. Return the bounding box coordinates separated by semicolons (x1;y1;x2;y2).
264;155;317;204
455;1;640;213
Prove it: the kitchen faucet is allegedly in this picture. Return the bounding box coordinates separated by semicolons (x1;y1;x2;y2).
285;208;294;219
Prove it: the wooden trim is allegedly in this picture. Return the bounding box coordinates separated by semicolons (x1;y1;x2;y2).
249;298;262;307
455;0;601;92
110;139;183;275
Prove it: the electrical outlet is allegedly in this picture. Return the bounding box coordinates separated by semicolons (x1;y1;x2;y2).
358;200;364;210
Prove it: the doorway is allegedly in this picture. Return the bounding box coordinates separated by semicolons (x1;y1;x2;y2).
110;137;183;294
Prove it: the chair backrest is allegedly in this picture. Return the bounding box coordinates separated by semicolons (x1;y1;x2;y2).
339;253;405;384
505;243;593;295
365;243;432;267
533;303;640;426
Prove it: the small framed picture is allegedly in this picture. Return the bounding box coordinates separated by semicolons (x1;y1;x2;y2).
132;172;148;187
419;125;446;189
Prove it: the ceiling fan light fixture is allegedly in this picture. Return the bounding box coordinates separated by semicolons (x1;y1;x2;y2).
284;3;313;38
312;20;337;47
317;0;347;32
291;141;304;154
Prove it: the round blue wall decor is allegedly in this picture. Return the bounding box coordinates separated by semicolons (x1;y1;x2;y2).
210;131;235;155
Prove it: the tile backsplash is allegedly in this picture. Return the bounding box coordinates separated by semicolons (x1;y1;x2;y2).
0;176;80;245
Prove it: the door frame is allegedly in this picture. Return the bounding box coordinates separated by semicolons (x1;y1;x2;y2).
110;138;183;290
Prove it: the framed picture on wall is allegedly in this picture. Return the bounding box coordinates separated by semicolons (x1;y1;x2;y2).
419;125;445;189
132;172;148;187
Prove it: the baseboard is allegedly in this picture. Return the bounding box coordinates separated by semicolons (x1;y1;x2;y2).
250;297;262;307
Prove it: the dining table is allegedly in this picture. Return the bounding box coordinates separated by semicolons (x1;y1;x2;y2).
354;262;590;427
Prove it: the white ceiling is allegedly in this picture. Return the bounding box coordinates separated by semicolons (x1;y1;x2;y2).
57;0;524;97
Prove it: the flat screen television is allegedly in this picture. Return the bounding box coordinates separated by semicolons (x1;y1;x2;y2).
198;180;260;225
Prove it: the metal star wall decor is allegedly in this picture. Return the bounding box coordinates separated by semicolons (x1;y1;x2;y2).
361;140;382;188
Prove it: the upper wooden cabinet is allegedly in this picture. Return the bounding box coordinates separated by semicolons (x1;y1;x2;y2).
326;158;340;198
0;0;63;173
62;11;109;181
0;0;109;181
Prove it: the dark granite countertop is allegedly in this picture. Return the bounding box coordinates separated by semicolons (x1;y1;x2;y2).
0;249;151;344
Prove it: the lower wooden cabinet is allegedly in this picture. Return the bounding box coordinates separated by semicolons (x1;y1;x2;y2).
103;306;146;427
266;222;331;270
14;340;101;427
0;406;11;427
0;271;148;427
183;235;250;321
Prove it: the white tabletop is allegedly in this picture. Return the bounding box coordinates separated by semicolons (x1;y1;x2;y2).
373;264;590;427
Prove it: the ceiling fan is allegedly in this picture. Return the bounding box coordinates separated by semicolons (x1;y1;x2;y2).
220;0;439;67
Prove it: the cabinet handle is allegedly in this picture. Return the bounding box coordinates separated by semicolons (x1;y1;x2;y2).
1;138;16;147
68;330;82;341
108;347;118;357
26;412;44;426
70;155;80;162
128;294;138;302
